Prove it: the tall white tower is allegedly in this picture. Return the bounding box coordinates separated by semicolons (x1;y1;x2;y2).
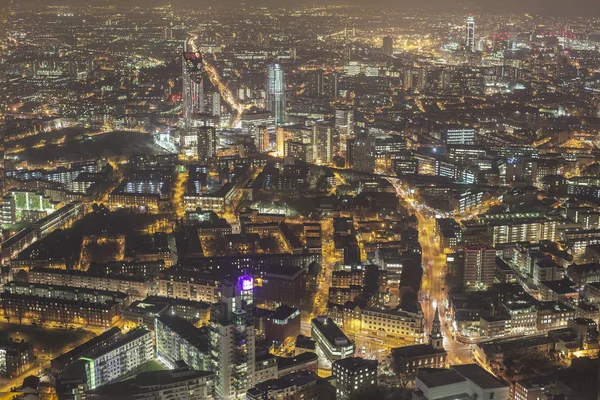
466;15;476;52
265;63;286;126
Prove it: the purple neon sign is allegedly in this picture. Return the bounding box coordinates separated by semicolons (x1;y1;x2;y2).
239;275;253;291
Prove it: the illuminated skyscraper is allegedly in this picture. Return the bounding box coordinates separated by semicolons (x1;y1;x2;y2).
197;126;217;164
346;131;375;173
182;49;204;128
312;123;339;165
382;36;393;56
209;276;256;399
466;15;475;52
265;63;286;126
315;69;325;96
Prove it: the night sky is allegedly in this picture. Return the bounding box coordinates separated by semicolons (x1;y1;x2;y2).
2;0;599;16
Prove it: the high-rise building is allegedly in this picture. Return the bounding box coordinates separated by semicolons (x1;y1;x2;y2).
182;50;204;128
266;64;286;126
197;126;217;164
382;36;393;56
332;357;378;400
466;16;475;52
155;315;209;371
444;128;476;145
329;73;340;98
82;328;154;390
88;368;214;400
209;276;256;399
335;108;354;137
463;245;497;290
346;132;375;173
312;123;339;165
315;69;325;96
276;127;286;157
211;92;221;116
403;68;427;91
254;125;271;153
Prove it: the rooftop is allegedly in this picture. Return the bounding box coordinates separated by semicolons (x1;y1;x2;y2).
417;369;466;388
86;329;151;360
156;315;208;352
391;343;446;359
276;352;318;370
311;316;351;346
452;364;508;390
333;357;378;371
540;278;577;295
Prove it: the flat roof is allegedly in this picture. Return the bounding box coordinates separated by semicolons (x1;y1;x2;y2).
276;352;318;369
311;317;350;346
452;364;508;389
156;315;208;351
391;344;446;359
418;369;465;388
134;367;212;388
86;329;150;360
334;357;377;370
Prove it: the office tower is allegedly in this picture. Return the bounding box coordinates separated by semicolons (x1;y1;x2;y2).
312;123;339;165
276;127;286;157
182;50;204;128
335;108;354;137
315;69;325;96
444;127;476;145
463;245;497;290
345;138;355;170
254;125;271;152
346;61;361;76
265;63;286;126
403;68;427;91
209;276;256;400
0;118;4;196
346;132;375;173
197;126;217;164
466;16;475;52
382;36;393;56
329;73;340;98
332;357;378;400
211;92;221;116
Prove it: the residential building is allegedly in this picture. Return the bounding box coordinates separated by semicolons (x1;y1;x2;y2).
83;328;154;390
332;357;378;400
464;245;497;290
155;315;209;370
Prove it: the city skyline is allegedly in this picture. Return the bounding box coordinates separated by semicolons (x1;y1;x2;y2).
0;1;599;399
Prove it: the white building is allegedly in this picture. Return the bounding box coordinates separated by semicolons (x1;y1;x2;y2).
83;329;154;390
413;364;508;400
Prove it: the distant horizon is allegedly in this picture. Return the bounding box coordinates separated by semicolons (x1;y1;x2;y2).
4;0;600;17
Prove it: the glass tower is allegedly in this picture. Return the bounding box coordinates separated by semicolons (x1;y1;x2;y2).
265;63;286;126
